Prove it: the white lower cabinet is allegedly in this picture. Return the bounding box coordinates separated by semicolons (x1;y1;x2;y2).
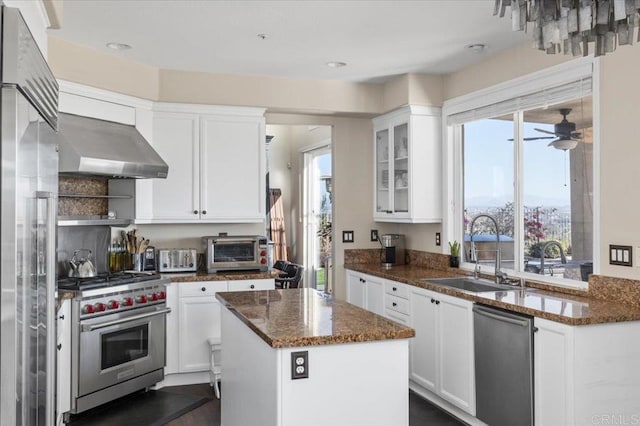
345;270;384;315
534;317;640;426
409;286;475;415
163;278;275;386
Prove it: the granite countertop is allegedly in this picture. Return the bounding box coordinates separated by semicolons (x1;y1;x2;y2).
345;263;640;326
164;270;279;282
216;288;415;348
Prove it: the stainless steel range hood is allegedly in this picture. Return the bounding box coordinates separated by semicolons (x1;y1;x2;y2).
58;112;169;179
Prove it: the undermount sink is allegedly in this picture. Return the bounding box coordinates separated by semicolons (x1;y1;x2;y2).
420;277;518;293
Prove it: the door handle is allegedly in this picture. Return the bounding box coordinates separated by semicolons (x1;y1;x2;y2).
82;308;172;332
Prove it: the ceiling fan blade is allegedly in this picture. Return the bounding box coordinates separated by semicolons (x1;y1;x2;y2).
534;128;557;135
508;136;556;141
570;132;583;139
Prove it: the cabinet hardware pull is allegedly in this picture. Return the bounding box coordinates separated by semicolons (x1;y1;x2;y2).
392;287;397;291
250;284;255;289
430;298;435;303
533;327;539;333
435;300;440;305
57;344;62;351
201;287;206;292
202;210;207;215
59;315;64;320
193;210;199;214
392;302;397;307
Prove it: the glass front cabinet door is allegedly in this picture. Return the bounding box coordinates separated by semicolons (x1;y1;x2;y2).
373;105;442;223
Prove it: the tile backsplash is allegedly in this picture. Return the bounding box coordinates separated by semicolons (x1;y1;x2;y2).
58;176;109;216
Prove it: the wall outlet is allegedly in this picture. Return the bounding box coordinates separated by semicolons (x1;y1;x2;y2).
435;232;441;246
291;351;309;380
370;229;379;242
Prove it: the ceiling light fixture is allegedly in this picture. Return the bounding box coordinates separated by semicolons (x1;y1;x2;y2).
494;0;640;57
106;42;132;51
465;43;488;53
326;61;347;68
257;34;268;40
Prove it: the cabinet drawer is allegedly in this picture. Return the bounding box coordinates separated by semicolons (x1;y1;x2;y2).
229;279;275;291
385;281;409;299
385;295;409;315
179;280;228;297
385;309;410;326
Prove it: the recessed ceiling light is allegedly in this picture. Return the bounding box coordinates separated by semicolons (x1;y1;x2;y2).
326;61;347;68
465;44;487;53
257;34;268;40
106;42;132;51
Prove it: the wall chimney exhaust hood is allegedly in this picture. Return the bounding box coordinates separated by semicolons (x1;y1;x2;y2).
57;112;169;179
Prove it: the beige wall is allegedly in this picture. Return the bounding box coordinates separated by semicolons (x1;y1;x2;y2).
598;47;640;279
442;43;571;100
48;37;160;100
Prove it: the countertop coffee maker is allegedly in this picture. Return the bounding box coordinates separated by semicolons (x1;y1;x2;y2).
379;234;405;269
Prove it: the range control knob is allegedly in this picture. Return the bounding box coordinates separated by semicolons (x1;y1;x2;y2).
158;291;166;300
82;304;95;314
94;303;107;312
260;258;267;264
136;295;148;304
150;293;159;301
122;297;134;307
107;300;120;310
260;250;267;256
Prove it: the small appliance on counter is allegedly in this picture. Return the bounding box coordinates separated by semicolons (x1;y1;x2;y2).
203;235;269;273
157;248;197;272
143;246;157;271
379;234;406;269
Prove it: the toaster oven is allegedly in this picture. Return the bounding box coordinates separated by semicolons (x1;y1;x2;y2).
203;235;269;273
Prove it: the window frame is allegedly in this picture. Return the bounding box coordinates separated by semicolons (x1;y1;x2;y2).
442;57;600;290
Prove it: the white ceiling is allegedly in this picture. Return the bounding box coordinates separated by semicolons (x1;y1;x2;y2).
49;0;530;83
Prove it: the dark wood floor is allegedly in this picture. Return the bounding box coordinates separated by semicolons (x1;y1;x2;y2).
164;384;465;426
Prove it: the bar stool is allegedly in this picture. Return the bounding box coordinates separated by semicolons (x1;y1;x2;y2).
207;337;222;399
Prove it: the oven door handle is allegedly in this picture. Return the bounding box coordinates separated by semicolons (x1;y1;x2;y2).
81;308;172;332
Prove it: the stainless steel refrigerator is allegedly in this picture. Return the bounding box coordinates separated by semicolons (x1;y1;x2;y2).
0;6;59;426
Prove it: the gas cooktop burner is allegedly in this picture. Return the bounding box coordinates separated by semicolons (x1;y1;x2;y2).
57;271;162;291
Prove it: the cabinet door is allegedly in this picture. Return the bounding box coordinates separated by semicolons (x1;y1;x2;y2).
409;286;438;393
137;112;200;221
364;275;384;316
178;295;222;372
534;318;573;426
375;128;391;215
391;122;409;214
164;283;180;374
346;271;365;308
436;294;475;414
229;279;275;291
200;115;265;221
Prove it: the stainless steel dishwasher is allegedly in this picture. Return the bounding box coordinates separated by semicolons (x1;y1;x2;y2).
473;304;534;426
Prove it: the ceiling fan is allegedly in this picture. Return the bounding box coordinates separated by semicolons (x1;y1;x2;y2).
528;108;583;151
509;108;583;150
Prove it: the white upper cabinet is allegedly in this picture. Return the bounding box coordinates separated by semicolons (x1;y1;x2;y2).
135;105;266;223
373;105;442;223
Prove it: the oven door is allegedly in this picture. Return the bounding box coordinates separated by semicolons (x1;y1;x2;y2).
209;240;259;270
77;305;169;397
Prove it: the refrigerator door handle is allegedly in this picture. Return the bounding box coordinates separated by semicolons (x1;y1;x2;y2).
36;190;56;426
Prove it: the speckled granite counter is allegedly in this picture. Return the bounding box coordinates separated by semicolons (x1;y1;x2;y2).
216;288;415;348
346;263;640;326
164;270;279;282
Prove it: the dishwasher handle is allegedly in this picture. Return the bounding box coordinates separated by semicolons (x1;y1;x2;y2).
473;304;530;327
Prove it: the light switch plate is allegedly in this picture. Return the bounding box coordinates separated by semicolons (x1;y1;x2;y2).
370;229;378;242
342;230;354;243
609;244;632;267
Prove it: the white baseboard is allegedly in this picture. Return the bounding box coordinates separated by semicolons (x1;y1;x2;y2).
153;371;211;389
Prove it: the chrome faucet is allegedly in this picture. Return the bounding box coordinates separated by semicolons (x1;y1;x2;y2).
539;240;567;276
469;214;507;284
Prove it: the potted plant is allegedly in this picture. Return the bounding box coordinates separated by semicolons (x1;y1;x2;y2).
448;241;460;268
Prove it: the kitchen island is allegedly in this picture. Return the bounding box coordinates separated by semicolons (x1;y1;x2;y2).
216;288;415;426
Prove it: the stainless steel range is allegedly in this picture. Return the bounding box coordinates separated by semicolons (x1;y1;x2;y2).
57;272;171;417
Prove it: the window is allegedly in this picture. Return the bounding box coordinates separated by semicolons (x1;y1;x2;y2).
446;64;595;289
